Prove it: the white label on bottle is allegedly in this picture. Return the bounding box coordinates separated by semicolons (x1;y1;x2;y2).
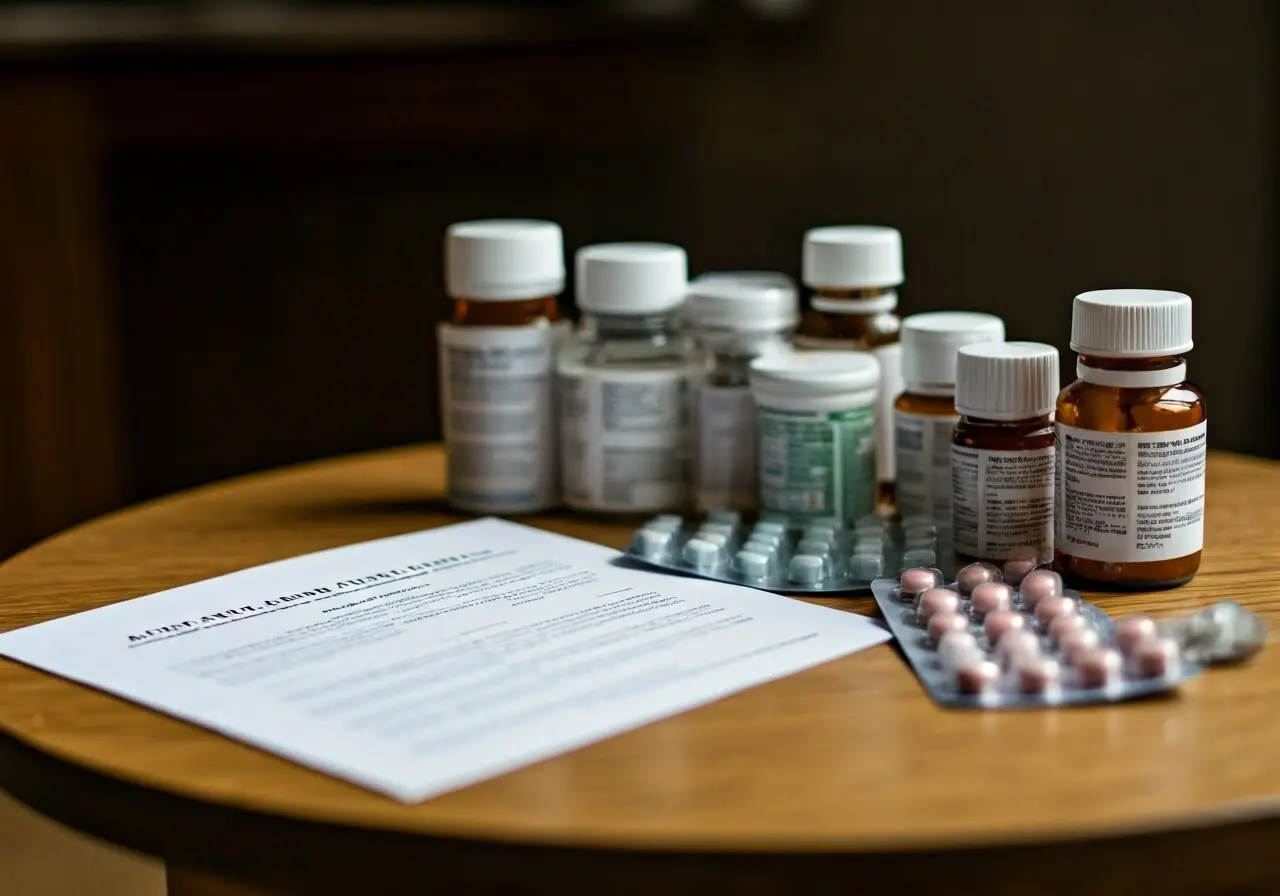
558;367;690;513
438;322;562;513
950;445;1055;560
695;384;757;511
895;410;958;521
1055;421;1207;562
871;342;903;482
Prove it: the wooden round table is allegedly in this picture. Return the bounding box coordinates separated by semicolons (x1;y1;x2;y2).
0;445;1278;895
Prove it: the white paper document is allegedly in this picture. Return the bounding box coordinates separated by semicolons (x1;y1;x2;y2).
0;519;889;802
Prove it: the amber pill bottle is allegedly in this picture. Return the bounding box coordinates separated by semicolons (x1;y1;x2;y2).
1055;289;1206;590
439;219;566;514
795;225;904;507
894;311;1005;524
951;342;1059;564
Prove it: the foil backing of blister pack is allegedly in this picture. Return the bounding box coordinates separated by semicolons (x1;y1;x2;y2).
623;511;958;595
869;574;1202;708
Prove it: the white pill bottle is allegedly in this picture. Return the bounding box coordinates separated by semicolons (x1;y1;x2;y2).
439;219;566;514
557;243;707;516
749;351;880;523
684;271;798;514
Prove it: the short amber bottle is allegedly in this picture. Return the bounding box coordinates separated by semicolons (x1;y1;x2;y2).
794;225;904;506
1055;289;1207;590
440;219;565;514
894;311;1006;523
950;342;1059;564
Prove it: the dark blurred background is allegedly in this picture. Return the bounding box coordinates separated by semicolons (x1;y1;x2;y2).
0;0;1274;560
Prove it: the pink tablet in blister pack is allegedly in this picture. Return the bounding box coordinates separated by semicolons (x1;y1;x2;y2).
869;563;1204;708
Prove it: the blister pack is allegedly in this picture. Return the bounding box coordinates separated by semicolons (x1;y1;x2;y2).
870;562;1203;708
625;510;956;594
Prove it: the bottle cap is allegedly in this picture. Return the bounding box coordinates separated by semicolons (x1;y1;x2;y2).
684;271;799;332
1070;289;1193;357
750;351;880;398
444;219;565;301
901;311;1006;394
576;243;688;315
955;342;1059;421
802;225;904;290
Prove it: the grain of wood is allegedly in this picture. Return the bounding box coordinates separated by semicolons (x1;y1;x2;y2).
0;445;1275;894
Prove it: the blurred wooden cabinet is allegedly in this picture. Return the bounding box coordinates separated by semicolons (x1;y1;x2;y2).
0;0;1274;559
0;79;125;557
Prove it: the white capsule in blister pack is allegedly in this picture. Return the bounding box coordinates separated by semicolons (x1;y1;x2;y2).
682;538;721;571
848;552;885;581
735;550;771;580
624;510;954;594
788;554;825;584
868;561;1203;708
631;527;672;559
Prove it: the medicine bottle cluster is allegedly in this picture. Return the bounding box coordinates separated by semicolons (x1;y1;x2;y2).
439;218;1208;591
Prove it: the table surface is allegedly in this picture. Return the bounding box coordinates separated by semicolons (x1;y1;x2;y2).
1;445;1279;892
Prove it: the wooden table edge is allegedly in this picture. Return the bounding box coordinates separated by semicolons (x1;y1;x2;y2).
5;723;1280;895
0;444;1278;894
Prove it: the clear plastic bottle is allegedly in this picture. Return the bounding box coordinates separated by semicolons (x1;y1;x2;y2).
895;311;1005;524
794;225;904;507
684;271;798;512
557;243;707;516
1055;289;1207;589
439;219;566;514
951;342;1059;564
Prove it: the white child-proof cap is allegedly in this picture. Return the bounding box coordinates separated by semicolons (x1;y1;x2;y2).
750;350;880;400
576;242;689;315
445;219;565;300
1070;289;1194;357
901;311;1006;394
955;342;1059;421
684;271;799;332
802;225;904;290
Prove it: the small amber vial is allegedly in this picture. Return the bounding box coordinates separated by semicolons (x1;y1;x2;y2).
894;311;1006;523
1055;289;1206;590
440;219;565;514
795;225;904;507
950;342;1059;564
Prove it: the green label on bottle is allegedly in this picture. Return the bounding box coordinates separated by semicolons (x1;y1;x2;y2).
757;403;876;521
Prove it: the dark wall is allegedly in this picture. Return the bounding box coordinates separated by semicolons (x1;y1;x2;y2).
111;0;1278;501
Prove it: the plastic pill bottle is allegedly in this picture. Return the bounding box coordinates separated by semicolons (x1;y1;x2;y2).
749;351;880;523
440;219;566;514
685;271;798;513
557;242;706;516
951;342;1059;563
895;311;1006;523
795;225;904;507
1055;289;1206;589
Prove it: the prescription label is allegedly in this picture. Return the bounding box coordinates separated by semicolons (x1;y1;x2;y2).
757;404;876;522
895;410;958;521
1056;421;1207;562
558;367;691;513
438;322;562;512
951;445;1054;560
793;338;901;481
695;385;757;511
